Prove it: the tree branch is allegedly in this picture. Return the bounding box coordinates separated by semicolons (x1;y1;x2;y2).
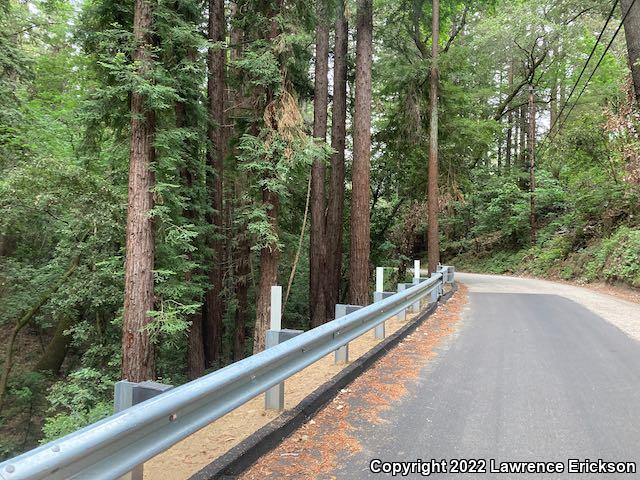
443;4;469;53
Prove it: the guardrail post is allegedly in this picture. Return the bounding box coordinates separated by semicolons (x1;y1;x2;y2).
264;286;303;411
434;271;445;297
334;304;363;364
429;273;440;303
114;380;173;480
264;329;303;410
397;283;409;321
447;265;455;284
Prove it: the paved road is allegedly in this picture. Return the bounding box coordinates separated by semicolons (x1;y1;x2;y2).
329;273;640;479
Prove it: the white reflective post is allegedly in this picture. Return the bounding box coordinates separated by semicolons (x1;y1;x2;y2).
265;285;283;410
270;285;282;331
412;260;421;312
376;267;384;293
374;267;385;339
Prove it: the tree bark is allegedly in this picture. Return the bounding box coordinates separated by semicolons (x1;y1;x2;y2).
427;0;440;274
253;0;282;354
513;109;519;168
204;0;226;367
622;0;640;104
186;308;205;379
310;0;329;328
253;189;279;353
519;104;527;170
528;84;537;245
349;0;373;306
550;60;558;133
175;76;206;380
230;1;248;362
325;0;348;321
122;0;156;383
234;220;250;361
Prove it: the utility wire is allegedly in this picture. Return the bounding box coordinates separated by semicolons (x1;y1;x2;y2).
540;0;636;156
537;0;618;153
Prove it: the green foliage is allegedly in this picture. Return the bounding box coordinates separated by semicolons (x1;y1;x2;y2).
583;227;640;287
2;0;640;461
41;368;115;442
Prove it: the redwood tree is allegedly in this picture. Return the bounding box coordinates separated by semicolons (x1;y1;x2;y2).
310;0;329;328
325;0;348;320
349;0;373;306
204;0;226;366
252;0;283;354
122;0;156;382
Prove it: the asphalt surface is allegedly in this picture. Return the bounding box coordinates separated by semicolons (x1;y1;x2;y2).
329;273;640;479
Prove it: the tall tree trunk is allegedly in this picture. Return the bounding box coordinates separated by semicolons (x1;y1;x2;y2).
506;60;513;170
513;109;519;168
519;104;527;170
253;1;282;354
234;220;250;361
187;308;205;379
528;84;537;245
175;80;206;380
253;189;279;353
230;0;248;362
349;0;373;306
204;0;226;367
310;0;329;328
122;0;156;383
550;52;558;133
622;0;640;104
497;70;503;170
325;0;348;321
427;0;440;274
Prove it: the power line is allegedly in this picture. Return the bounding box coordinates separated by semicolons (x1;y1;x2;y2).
540;0;637;157
546;0;619;138
550;0;637;139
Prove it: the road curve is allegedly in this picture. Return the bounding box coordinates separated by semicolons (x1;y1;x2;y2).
327;273;640;479
243;273;640;479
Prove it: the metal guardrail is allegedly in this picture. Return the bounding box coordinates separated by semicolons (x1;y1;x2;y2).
0;266;454;480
